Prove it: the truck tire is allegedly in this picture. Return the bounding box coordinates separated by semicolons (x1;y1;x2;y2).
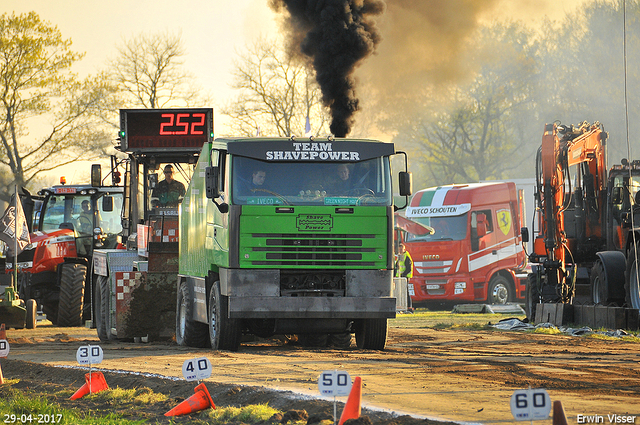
625;243;640;310
355;318;388;350
57;263;87;327
329;332;352;349
26;299;37;329
94;275;109;342
524;273;540;322
487;275;512;305
209;282;242;351
176;281;209;348
300;333;329;347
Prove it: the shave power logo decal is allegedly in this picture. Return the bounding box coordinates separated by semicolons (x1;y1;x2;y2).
296;214;333;232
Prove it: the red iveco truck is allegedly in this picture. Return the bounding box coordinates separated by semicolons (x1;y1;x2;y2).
398;182;528;305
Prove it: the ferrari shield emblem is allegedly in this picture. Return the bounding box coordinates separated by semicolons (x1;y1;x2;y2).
497;209;512;236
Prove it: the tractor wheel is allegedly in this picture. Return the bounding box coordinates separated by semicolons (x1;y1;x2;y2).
57;263;87;327
176;281;209;348
25;299;37;329
487;275;512;305
524;273;541;322
355;318;388;350
209;281;242;351
625;243;640;310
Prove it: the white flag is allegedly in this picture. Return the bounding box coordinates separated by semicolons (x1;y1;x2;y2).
0;193;31;256
304;116;312;137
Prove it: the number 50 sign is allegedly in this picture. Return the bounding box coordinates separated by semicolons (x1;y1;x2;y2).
318;370;352;397
510;388;551;421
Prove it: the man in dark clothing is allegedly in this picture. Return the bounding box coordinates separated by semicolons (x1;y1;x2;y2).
153;164;186;207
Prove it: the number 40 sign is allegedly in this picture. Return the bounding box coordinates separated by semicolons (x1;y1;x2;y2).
510;388;551;421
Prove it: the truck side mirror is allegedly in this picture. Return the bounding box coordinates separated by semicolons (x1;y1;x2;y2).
102;196;113;212
399;171;412;197
206;166;220;199
612;186;622;204
521;227;529;243
91;164;102;187
148;173;158;189
476;213;487;238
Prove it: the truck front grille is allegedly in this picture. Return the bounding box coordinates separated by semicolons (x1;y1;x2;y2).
249;233;376;267
280;270;346;296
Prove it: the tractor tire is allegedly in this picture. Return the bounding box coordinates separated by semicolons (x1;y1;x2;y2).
57;263;87;327
487;275;512;305
329;332;352;349
209;281;242;351
94;275;110;342
625;243;640;310
355;318;388;350
25;299;37;329
42;303;57;325
524;273;540;322
176;281;209;348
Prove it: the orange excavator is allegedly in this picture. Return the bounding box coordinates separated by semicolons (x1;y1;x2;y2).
525;121;640;318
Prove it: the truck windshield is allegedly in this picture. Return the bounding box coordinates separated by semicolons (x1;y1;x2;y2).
41;193;123;238
405;214;468;242
231;157;393;206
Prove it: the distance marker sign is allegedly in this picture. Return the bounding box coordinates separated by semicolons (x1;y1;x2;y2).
318;370;352;397
510;388;551;421
182;357;212;381
0;339;9;357
76;345;104;365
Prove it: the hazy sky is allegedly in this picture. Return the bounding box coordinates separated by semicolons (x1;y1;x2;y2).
3;0;589;182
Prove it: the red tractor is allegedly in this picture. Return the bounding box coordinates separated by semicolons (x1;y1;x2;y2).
8;167;124;326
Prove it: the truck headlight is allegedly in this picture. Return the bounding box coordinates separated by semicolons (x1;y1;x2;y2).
454;282;466;289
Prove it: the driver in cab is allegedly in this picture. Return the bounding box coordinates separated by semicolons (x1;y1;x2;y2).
152;164;186;207
329;164;353;195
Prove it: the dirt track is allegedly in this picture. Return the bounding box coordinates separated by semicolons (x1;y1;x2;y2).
2;322;639;424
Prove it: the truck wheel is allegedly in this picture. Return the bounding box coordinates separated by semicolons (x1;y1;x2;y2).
94;275;109;341
355;318;388;350
209;282;242;351
25;299;37;329
487;275;512;305
329;332;352;349
57;263;87;327
300;333;329;347
524;273;540;322
176;281;209;348
625;243;640;310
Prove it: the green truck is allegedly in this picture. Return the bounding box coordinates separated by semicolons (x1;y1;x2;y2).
176;136;412;351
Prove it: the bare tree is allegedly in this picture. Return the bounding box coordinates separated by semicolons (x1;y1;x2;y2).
110;31;207;109
0;12;117;201
223;39;330;137
391;22;539;187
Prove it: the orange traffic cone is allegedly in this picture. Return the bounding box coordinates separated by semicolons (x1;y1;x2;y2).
70;371;109;400
553;400;568;425
0;362;4;385
165;383;216;417
338;376;362;425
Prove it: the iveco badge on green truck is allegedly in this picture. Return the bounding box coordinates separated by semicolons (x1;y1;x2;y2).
176;137;411;351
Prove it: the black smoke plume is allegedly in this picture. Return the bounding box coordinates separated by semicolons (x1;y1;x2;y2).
270;0;385;137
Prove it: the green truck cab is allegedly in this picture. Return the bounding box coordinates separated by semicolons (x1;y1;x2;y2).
177;137;411;351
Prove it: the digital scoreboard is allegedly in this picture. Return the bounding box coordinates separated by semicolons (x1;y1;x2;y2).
119;108;214;152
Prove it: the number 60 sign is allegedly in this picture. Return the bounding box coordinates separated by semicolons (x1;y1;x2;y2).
510;388;551;421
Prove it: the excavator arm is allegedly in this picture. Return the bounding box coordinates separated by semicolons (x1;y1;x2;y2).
533;121;607;302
